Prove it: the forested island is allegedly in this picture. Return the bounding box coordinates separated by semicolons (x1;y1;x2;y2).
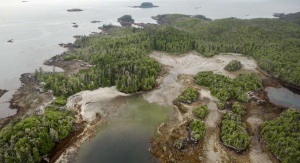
1;12;300;162
117;15;135;26
131;2;158;8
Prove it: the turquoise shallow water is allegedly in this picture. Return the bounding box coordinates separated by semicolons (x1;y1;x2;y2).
75;96;172;163
265;87;300;109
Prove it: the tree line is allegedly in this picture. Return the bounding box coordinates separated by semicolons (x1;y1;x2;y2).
158;13;300;86
261;109;300;163
194;71;262;102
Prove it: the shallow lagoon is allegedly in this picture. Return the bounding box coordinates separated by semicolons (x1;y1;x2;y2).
76;96;172;163
265;87;300;109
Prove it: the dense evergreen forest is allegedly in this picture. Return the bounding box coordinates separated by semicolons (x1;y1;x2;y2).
36;12;300;98
221;111;249;151
261;109;300;163
194;71;262;102
35;25;199;98
156;13;300;86
0;108;73;162
35;27;162;97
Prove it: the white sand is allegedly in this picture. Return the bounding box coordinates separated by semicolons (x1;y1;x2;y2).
67;86;128;122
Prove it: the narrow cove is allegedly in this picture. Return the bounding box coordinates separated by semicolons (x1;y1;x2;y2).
75;96;172;163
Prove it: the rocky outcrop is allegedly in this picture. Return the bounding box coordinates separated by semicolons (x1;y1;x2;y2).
0;89;8;98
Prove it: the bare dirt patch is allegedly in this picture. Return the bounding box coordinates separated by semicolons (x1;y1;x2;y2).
144;51;258;105
148;51;284;163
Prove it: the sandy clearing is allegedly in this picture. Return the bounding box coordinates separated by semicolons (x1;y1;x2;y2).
247;116;273;163
55;87;130;162
144;51;258;105
66;86;129;122
149;51;257;77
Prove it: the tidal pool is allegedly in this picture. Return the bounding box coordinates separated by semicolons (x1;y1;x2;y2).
265;87;300;109
76;96;172;163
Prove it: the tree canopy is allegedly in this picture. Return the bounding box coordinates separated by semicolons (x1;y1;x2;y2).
156;13;300;86
0;109;73;163
194;71;262;102
224;60;242;71
221;112;250;151
261;109;300;163
176;87;199;104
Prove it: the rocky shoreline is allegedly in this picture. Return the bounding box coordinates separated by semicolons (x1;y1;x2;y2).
0;73;53;130
0;24;298;163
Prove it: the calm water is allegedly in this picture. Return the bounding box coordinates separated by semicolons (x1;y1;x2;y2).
0;1;299;115
1;0;300;162
76;96;172;163
265;87;300;109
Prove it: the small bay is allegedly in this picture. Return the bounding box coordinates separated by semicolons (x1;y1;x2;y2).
75;95;172;163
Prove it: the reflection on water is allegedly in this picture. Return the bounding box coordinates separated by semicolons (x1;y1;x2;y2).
265;87;300;109
76;96;172;163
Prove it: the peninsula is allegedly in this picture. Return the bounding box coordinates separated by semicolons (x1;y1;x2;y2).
0;13;299;163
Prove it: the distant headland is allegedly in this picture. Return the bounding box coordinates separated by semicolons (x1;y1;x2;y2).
130;2;158;8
